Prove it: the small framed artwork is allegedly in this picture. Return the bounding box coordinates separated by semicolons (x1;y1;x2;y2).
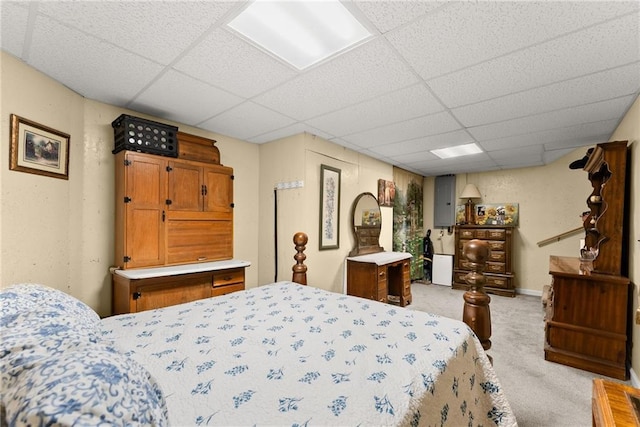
10;114;70;180
475;203;519;226
319;164;341;250
377;179;395;207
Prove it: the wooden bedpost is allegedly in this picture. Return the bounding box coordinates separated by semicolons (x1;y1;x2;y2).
461;239;493;362
292;232;308;285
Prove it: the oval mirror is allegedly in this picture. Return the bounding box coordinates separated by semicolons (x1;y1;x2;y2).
349;192;384;256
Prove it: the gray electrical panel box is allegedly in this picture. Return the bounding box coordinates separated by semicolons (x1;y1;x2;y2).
434;175;456;227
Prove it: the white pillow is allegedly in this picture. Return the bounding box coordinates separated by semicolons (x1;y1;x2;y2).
4;344;169;426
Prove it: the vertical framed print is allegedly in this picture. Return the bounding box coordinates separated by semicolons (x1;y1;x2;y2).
10;114;70;179
319;164;341;250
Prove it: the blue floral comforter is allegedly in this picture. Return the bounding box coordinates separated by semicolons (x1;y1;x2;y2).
101;281;516;426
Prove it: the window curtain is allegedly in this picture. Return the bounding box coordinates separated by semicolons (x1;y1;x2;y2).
392;167;424;280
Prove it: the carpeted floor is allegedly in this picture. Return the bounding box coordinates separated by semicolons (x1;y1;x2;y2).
407;282;631;427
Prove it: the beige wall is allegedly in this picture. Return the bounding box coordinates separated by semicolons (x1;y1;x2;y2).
258;132;393;294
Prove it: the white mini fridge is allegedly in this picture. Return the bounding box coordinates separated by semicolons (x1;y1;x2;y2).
432;254;453;286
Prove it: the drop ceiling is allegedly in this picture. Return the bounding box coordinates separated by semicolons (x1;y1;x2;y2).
2;1;639;176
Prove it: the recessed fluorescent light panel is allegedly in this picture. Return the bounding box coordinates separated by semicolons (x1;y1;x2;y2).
431;143;483;159
227;0;372;70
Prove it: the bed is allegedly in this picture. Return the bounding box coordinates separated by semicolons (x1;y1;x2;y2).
1;233;516;426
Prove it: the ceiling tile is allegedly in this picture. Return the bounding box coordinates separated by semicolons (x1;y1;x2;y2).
174;27;298;99
388;1;639;80
428;12;640;107
479;119;619;152
370;130;474;157
249;124;334;144
306;84;444;137
468;96;635;142
544;148;578;164
28;15;163;106
198;101;296;140
489;145;543;163
451;63;640;127
37;1;240;64
0;2;29;57
353;0;446;34
343;111;461;148
129;70;244;126
253;37;419;121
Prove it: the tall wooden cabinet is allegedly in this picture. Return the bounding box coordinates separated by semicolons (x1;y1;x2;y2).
112;130;246;314
453;225;515;297
114;149;234;269
544;141;631;380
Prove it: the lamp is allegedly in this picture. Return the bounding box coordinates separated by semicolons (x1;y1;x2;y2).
460;183;482;224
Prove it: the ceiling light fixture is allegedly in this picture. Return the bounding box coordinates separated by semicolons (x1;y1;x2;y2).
431;143;483;159
227;0;372;70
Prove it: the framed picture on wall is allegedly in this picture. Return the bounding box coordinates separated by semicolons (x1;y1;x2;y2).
10;114;70;180
377;179;395;207
319;164;341;250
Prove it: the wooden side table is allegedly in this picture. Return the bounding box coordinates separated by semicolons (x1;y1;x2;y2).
592;378;640;426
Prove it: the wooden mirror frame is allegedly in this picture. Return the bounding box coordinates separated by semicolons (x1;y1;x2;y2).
349;192;384;257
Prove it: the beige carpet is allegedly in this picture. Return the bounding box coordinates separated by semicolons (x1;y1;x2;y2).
407;282;631;427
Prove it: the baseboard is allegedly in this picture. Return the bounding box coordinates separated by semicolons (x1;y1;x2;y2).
631;367;640;388
516;288;543;297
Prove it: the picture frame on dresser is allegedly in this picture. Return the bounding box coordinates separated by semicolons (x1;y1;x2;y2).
319;164;341;250
9;114;70;180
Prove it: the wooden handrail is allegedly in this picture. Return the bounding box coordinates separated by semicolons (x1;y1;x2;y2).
537;227;583;247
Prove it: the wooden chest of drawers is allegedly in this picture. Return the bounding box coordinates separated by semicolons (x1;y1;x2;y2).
453;225;515;297
112;260;249;314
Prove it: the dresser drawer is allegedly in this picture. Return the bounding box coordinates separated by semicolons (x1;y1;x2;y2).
488;251;506;263
211;283;244;297
486;262;506;274
213;268;244;287
460;229;475;239
487;240;506;251
454;271;511;290
454;271;469;284
475;228;506;240
486;275;509;289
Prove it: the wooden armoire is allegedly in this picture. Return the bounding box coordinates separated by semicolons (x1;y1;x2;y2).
111;129;249;315
544;141;631;380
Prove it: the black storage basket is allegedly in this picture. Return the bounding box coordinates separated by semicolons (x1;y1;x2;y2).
112;114;178;157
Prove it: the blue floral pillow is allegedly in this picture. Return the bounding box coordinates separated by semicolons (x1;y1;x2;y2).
0;283;100;326
1;284;102;389
4;344;169;426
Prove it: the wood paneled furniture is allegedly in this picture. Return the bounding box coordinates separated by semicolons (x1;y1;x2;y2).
545;256;631;380
346;252;412;306
545;141;631;380
112;130;247;314
114;132;234;270
112;260;250;314
592;379;640;426
453;225;515;297
581;141;630;276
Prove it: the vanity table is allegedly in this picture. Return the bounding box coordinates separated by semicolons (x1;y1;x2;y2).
347;252;412;306
345;192;412;306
